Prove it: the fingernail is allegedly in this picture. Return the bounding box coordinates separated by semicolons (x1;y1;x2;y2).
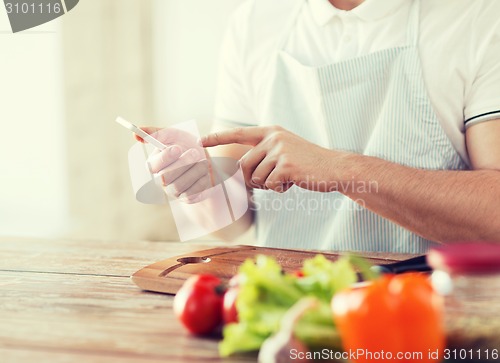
170;146;182;157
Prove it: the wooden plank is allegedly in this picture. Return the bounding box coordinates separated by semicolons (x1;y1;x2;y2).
0;237;224;277
0;236;412;279
0;270;254;362
0;347;254;363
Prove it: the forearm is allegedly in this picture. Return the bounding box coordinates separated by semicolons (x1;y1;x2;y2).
335;153;500;242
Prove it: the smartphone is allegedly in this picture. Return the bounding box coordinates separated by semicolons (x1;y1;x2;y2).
115;116;167;150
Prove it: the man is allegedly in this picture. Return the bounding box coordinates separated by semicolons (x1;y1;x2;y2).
147;0;500;253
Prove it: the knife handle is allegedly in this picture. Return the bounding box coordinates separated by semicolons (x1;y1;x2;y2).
371;255;431;274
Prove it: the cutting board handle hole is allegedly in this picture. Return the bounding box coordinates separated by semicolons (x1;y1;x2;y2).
177;257;212;265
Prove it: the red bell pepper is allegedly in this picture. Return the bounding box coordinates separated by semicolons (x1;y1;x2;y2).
331;273;445;363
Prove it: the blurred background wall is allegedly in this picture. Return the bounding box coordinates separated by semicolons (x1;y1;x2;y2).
0;0;247;242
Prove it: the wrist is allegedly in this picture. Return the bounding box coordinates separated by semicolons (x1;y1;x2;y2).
322;149;355;192
335;152;390;198
326;151;377;196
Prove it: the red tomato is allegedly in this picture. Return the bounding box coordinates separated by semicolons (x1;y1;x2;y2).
294;270;305;278
223;287;239;324
173;274;225;335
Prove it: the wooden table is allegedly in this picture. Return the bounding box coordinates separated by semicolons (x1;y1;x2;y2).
2;237;494;363
0;237;258;363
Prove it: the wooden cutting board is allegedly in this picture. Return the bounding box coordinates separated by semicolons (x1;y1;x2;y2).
131;245;408;295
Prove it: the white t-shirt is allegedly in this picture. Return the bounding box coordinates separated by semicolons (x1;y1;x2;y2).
214;0;500;166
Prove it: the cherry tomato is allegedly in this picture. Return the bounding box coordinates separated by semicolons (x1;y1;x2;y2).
294;270;305;278
173;274;224;335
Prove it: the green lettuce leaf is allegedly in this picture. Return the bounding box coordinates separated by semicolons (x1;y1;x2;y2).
219;254;359;357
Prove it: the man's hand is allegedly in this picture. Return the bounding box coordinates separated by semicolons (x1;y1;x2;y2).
202;126;344;192
137;127;212;203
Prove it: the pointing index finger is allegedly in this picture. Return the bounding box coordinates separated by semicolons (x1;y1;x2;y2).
201;127;266;147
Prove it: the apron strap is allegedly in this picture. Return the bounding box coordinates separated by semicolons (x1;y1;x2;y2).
406;0;421;47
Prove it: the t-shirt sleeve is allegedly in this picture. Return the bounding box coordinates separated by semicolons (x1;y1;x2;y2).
464;11;500;129
213;1;258;129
